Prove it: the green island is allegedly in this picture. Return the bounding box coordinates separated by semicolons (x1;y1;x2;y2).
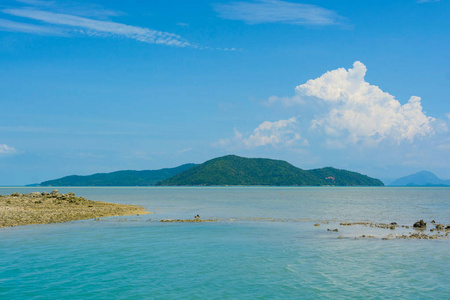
39;163;196;186
0;190;149;228
38;155;383;187
156;155;383;186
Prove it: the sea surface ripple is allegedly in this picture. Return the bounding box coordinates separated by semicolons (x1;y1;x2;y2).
0;187;449;299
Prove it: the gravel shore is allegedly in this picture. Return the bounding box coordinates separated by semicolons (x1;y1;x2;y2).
0;190;149;228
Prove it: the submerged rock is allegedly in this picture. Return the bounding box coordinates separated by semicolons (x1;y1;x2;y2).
160;218;216;223
396;232;447;240
413;219;426;229
435;224;445;231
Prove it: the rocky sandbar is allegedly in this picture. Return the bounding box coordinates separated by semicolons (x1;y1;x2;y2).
0;190;149;228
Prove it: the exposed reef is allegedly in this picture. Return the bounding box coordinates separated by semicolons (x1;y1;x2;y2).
331;219;449;240
0;190;149;228
160;215;216;223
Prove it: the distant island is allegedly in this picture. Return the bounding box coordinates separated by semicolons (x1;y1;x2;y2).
156;155;383;186
39;164;196;186
38;155;383;187
390;171;450;186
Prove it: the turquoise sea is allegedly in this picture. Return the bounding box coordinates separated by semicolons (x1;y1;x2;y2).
0;187;449;299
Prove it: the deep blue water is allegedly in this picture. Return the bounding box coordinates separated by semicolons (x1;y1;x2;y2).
0;187;449;299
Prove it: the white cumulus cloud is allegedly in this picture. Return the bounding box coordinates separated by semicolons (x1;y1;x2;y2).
216;117;306;149
242;117;301;147
220;61;436;151
300;61;434;144
269;61;435;146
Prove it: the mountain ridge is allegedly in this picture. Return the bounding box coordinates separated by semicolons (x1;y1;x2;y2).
156;155;383;186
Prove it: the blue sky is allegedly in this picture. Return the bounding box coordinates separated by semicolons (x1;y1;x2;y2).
0;0;449;185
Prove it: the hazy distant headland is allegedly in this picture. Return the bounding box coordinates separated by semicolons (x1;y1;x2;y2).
39;155;383;187
389;171;450;187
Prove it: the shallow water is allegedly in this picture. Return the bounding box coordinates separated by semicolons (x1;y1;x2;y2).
0;187;449;299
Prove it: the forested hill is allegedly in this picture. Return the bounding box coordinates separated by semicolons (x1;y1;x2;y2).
39;164;196;186
156;155;383;186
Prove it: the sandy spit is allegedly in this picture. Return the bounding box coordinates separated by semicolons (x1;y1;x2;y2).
0;190;150;228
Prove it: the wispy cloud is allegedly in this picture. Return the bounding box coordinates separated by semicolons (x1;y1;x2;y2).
0;144;18;156
213;0;345;26
0;18;64;35
15;0;124;19
177;148;192;154
2;8;192;47
416;0;441;3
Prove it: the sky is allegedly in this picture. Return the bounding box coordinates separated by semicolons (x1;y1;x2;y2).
0;0;449;185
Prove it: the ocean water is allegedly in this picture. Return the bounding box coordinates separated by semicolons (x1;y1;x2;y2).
0;187;449;299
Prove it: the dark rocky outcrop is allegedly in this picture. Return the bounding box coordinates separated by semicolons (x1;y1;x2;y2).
413;219;427;229
435;223;445;231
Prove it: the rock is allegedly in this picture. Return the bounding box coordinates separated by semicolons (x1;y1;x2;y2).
327;229;338;232
436;224;445;231
41;192;49;196
413;219;426;229
314;223;320;226
50;190;59;196
28;192;41;197
160;218;216;223
11;192;20;197
431;220;436;224
390;222;397;225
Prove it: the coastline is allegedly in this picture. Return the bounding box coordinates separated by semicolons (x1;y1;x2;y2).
0;190;150;228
